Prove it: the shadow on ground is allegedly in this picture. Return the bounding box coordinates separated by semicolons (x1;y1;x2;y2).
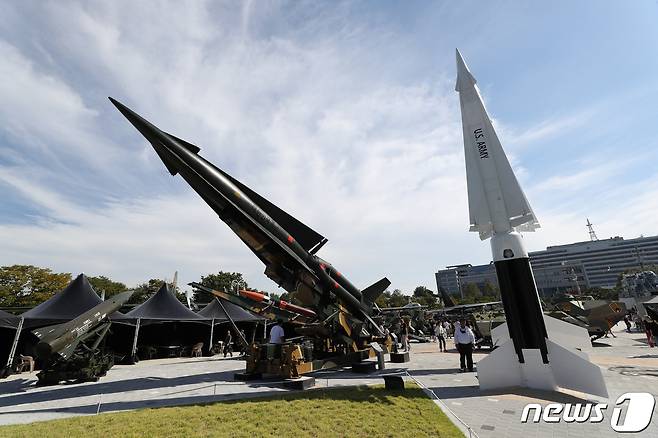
0;384;426;417
426;383;596;404
0;370;240;409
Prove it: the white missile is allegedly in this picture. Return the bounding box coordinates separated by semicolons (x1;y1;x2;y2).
455;49;608;397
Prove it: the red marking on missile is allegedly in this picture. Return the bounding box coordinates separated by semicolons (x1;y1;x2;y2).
333;281;339;289
320;263;326;270
239;290;266;303
287;235;294;244
335;271;341;277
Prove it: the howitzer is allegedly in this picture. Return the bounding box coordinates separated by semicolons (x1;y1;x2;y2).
32;290;133;385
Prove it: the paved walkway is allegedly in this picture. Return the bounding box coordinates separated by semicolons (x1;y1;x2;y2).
0;325;656;437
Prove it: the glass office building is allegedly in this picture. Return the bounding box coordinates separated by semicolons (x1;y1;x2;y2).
436;235;658;298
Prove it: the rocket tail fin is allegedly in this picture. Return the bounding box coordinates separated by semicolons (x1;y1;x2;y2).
31;323;69;342
361;277;391;307
212;166;326;252
58;340;80;360
478;338;608;397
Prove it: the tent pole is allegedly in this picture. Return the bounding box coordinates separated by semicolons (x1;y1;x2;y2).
251;322;256;344
6;317;23;368
209;318;215;354
216;299;248;350
131;318;141;359
263;320;267;341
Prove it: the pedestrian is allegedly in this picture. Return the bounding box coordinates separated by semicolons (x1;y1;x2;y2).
400;317;411;352
443;320;452;338
644;318;654;348
454;319;476;372
648;319;658;345
269;320;285;344
623;315;632;333
437;321;447;352
223;330;233;357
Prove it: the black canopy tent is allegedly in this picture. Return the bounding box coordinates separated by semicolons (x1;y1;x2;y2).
0;310;21;374
198;298;265;351
21;274;102;329
109;284;210;360
2;274;104;372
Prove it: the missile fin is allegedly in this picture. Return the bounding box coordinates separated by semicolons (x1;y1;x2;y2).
215;167;326;251
58;340;79;360
165;132;201;154
153;146;180;176
361;277;391;306
31;322;69;341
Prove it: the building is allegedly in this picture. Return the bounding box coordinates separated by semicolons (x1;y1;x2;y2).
436;234;658;298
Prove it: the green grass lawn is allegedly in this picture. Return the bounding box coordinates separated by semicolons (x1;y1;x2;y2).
0;383;463;438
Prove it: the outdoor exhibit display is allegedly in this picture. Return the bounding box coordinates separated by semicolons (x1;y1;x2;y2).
31;290;134;385
110;97;391;378
455;49;608;397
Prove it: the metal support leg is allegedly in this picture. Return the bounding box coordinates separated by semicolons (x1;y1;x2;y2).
131;318;141;360
6;317;23;369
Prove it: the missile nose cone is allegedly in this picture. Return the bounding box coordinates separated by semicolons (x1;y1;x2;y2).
455;49;477;92
108;97;163;143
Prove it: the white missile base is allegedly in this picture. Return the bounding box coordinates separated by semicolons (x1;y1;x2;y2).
455;49;608;398
483;315;608;397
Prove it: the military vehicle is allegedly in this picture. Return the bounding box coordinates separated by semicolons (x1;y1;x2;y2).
32;290;133;385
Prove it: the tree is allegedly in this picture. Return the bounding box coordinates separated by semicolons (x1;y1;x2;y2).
0;265;71;307
194;272;248;303
458;282;485;304
88;276;127;299
375;290;392;308
482;281;499;298
388;289;409;307
412;285;438;308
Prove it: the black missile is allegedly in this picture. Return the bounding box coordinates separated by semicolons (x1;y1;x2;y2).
109;98;390;333
32;290;133;361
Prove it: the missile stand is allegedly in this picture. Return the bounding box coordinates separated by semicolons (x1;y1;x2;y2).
36;323;114;386
237;314;393;380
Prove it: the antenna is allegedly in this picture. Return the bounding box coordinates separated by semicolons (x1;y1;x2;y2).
586;218;598;241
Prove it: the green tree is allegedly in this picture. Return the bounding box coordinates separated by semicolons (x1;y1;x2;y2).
412;286;438;308
88;275;127;299
194;272;248;303
375;290;392;308
482;281;499;298
0;265;71;307
129;278;186;305
388;289;409;307
459;283;483;304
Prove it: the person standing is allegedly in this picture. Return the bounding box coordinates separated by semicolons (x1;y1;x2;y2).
454;319;476;372
444;320;452;338
623;315;632;333
223;330;233;358
400;317;411;352
269;320;285;344
644;317;654;348
436;322;447;352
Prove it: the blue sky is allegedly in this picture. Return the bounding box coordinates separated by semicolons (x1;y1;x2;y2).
0;1;656;295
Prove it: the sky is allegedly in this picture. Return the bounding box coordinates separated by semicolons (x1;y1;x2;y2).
0;1;657;297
